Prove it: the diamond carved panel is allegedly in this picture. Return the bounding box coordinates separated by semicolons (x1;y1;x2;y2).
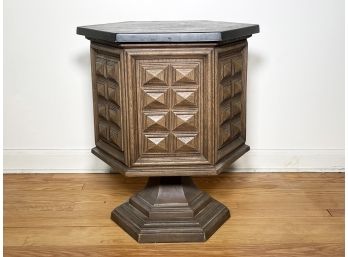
137;60;203;158
217;49;245;156
94;51;124;153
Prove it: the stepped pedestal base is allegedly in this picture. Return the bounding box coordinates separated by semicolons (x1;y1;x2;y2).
111;177;230;243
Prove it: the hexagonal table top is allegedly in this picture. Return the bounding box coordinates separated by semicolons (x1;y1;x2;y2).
77;20;259;43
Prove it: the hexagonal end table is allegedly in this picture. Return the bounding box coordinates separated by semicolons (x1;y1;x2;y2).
77;20;259;243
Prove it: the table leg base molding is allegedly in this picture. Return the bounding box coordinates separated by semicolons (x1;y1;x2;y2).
111;177;230;243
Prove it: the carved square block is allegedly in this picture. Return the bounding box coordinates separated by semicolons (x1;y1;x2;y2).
96;56;106;77
98;122;108;140
172;111;198;132
172;64;199;84
222;60;232;79
220;101;231;125
143;134;169;153
173;133;199;153
221;84;232;103
232;56;243;74
98;102;108;120
234;80;242;95
96;80;107;99
231;97;242;118
219;122;231;147
107;82;121;107
106;58;120;82
143;112;169;132
142;65;169;86
109;105;121;127
110;125;122;149
142;89;168;109
172;88;198;108
231;118;242;138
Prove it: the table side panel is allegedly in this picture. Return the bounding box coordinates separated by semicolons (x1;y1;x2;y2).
90;43;127;165
215;41;248;161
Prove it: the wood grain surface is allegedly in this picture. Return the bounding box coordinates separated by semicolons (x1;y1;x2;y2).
4;172;344;257
89;41;251;177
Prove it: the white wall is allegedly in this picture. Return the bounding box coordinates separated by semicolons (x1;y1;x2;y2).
4;0;345;172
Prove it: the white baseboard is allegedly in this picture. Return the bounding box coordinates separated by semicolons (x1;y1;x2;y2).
3;149;345;173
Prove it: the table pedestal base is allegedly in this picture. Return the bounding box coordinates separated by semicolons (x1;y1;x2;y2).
111;176;230;243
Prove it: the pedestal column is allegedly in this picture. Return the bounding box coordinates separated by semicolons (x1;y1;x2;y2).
112;177;230;243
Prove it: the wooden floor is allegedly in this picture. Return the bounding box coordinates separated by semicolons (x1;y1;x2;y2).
4;172;344;257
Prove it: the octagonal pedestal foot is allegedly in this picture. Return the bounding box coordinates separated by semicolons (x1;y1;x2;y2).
111;176;230;243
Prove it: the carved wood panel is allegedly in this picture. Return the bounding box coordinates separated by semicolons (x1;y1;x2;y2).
91;44;125;163
216;42;247;161
139;61;201;155
124;48;214;166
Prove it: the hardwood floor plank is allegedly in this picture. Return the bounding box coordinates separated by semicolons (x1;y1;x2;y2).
327;209;345;217
4;244;345;257
3;172;344;257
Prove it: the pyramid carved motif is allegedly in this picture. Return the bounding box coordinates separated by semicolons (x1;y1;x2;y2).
173;113;197;132
110;126;122;148
96;57;106;77
98;122;108;140
143;90;167;109
222;61;232;79
107;83;121;107
109;106;121;127
234;81;242;94
219;122;231;147
106;60;119;82
232;57;243;73
144;113;168;132
98;103;107;120
173;90;197;107
144;67;168;85
144;135;168;153
97;82;106;98
174;135;198;152
173;65;198;84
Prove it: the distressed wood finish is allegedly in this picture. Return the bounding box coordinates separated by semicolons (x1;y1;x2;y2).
4;173;345;256
78;21;259;243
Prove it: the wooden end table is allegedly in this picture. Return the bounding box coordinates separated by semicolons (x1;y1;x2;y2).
77;20;259;243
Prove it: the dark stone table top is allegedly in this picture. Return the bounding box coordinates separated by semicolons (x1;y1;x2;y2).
77;20;259;43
